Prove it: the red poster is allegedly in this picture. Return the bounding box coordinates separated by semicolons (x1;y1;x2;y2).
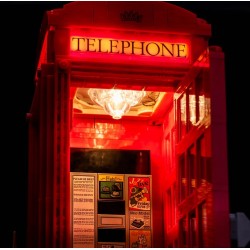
129;230;152;248
128;176;151;211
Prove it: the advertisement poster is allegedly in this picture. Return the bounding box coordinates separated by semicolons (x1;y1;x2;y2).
128;176;151;211
98;174;124;199
129;211;151;230
97;243;126;248
129;230;152;248
72;174;95;248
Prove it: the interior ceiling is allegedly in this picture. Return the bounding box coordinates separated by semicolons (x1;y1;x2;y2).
73;88;167;118
70;62;185;120
69;52;188;120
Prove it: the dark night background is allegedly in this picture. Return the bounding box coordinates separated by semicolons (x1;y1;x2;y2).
1;1;250;247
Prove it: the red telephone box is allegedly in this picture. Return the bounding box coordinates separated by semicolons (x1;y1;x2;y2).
27;1;230;247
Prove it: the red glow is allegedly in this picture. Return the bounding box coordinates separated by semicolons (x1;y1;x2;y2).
69;29;191;65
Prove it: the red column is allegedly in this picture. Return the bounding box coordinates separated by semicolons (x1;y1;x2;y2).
209;46;230;247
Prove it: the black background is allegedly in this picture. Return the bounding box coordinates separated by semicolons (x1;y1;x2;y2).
70;149;150;173
1;1;250;247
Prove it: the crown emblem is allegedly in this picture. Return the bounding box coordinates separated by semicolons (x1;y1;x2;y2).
120;11;143;23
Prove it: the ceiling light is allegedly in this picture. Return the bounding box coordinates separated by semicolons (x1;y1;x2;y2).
88;88;146;119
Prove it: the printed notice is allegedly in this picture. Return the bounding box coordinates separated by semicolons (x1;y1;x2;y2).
129;229;152;248
129;211;151;230
98;174;124;200
72;175;95;248
128;176;151;211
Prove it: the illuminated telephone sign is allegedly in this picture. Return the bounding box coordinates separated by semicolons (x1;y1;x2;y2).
70;36;190;63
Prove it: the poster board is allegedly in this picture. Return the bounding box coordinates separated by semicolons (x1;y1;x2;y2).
70;173;97;248
126;175;153;248
98;174;124;200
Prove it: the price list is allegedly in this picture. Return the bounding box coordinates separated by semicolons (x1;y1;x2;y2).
72;175;95;248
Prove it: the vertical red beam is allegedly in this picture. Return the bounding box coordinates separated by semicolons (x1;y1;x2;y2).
36;64;57;247
53;63;59;247
45;72;56;247
51;26;71;247
54;60;71;247
209;46;230;247
150;125;165;247
27;71;53;247
27;60;71;247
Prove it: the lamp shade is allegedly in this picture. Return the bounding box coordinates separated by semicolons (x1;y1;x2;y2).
88;88;146;119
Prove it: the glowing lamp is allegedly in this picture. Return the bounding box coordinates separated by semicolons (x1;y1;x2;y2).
88;88;146;119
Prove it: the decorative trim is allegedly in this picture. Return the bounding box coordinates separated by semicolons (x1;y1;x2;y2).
120;10;143;23
58;59;70;71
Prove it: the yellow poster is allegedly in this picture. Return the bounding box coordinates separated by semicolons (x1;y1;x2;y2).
98;174;124;199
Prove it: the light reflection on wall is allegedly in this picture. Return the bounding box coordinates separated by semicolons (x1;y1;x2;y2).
89;122;125;148
181;95;211;126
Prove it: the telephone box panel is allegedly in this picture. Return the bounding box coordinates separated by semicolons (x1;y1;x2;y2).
70;172;152;247
97;173;126;246
126;175;153;248
70;173;97;248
